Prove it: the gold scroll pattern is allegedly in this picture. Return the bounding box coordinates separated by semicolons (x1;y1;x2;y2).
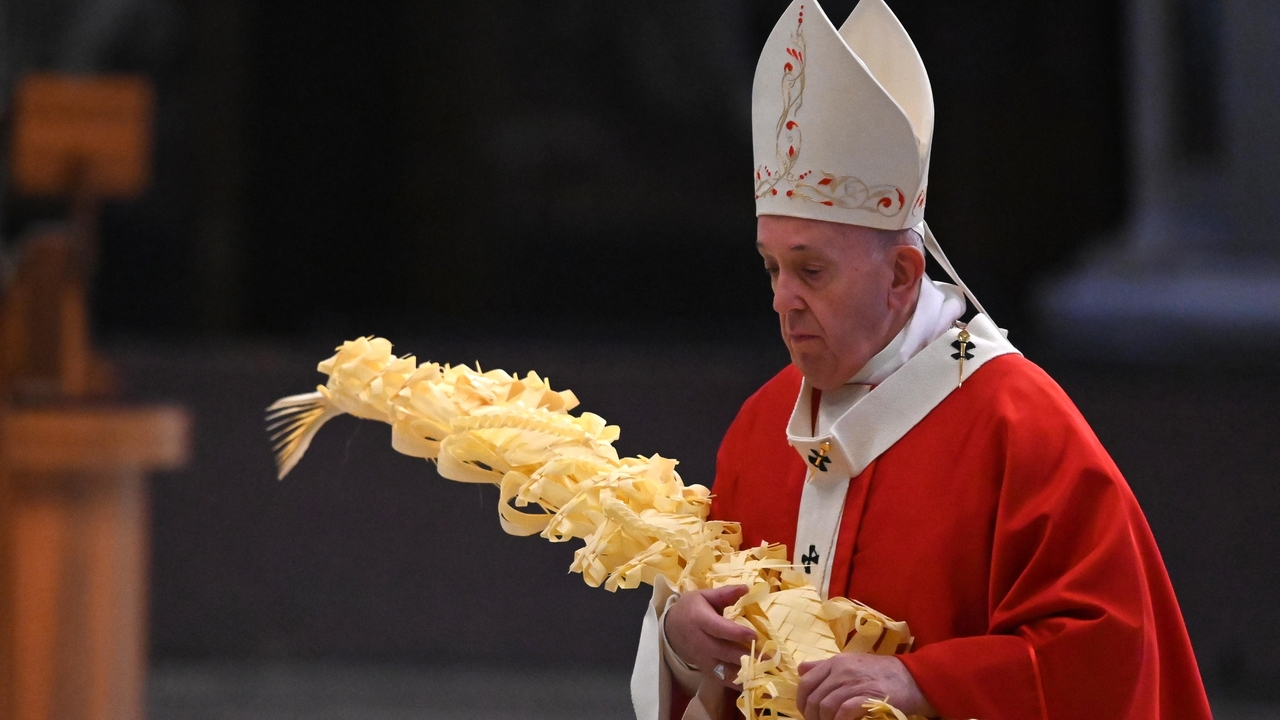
267;337;922;720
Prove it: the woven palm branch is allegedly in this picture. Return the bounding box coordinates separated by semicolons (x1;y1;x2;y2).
267;337;919;720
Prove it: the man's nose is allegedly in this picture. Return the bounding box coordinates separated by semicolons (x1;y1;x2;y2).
772;273;805;315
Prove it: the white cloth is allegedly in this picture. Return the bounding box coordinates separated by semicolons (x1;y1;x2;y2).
800;276;965;596
815;276;965;435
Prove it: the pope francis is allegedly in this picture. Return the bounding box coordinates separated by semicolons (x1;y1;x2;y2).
639;1;1213;719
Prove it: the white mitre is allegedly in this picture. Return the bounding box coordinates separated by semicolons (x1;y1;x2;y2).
753;0;998;322
753;0;931;230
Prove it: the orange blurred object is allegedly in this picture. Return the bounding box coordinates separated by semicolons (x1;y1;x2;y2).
10;74;154;199
0;73;187;720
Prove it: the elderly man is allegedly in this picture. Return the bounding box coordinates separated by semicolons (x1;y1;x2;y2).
636;1;1213;719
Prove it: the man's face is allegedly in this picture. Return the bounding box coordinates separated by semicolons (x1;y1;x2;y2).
757;215;904;390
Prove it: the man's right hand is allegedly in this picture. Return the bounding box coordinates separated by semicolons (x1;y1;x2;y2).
664;585;758;689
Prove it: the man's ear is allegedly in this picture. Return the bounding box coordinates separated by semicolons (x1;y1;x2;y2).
888;245;926;309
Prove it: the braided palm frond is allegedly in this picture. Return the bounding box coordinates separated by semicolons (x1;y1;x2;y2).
266;337;920;720
266;391;341;480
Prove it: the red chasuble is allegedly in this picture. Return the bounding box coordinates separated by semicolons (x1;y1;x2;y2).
708;356;1211;720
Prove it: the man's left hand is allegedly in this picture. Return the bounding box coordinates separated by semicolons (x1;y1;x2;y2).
796;653;936;720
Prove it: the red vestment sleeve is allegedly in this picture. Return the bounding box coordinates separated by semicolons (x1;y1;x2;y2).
898;365;1210;720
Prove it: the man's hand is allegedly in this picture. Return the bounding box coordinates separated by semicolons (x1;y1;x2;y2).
796;653;936;720
664;585;758;689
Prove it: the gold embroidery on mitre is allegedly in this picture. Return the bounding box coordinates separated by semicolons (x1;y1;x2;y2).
753;5;909;218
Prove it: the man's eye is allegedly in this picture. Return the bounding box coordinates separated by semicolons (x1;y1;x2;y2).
802;267;822;278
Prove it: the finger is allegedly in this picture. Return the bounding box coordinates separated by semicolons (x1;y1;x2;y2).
802;674;839;720
701;614;757;645
668;613;753;659
682;636;752;673
723;667;743;691
701;584;750;610
795;659;832;711
799;660;820;675
717;635;753;658
832;696;874;720
819;681;870;717
812;682;864;720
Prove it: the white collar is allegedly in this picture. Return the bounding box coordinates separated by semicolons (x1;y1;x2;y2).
847;276;966;387
815;278;965;436
788;313;1020;480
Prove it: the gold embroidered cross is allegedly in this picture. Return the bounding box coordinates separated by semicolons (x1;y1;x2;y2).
951;328;975;387
808;441;832;472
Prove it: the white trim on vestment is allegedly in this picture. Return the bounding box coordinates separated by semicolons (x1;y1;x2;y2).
797;278;965;595
787;313;1020;597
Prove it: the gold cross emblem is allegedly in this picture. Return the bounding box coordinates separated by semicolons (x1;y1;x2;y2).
951;328;975;387
807;440;832;472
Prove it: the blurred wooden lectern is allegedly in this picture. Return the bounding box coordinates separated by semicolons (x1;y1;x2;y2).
0;75;191;720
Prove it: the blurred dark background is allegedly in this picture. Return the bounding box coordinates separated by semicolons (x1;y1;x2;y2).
2;0;1276;715
5;0;1128;341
